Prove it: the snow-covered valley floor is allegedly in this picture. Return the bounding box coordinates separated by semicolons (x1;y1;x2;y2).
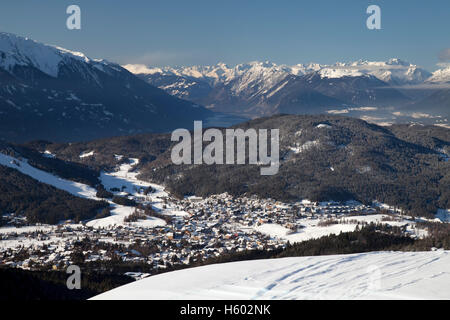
93;251;450;300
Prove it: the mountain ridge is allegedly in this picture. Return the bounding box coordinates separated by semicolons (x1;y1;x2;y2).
126;59;440;119
124;58;432;86
0;32;214;143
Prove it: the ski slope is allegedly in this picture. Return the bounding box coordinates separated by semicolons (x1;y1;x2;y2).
93;251;450;300
0;153;167;228
0;153;97;199
86;158;169;228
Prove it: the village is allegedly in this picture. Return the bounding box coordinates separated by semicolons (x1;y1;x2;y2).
0;189;418;279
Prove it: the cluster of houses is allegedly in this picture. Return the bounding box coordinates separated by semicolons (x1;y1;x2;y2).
0;192;384;274
173;193;377;230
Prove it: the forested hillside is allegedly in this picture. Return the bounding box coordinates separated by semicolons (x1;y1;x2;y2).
23;115;450;218
0;165;107;224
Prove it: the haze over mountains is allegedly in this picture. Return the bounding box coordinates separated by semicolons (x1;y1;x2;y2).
125;60;450;125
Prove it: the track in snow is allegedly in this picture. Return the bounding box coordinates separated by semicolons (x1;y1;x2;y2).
93;251;450;300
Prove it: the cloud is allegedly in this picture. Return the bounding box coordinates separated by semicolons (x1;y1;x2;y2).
411;112;441;119
392;111;442;120
327;107;378;115
120;51;196;67
327;109;349;115
437;62;450;68
122;64;159;74
438;48;450;62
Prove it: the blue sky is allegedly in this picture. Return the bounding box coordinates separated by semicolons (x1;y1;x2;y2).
0;0;449;70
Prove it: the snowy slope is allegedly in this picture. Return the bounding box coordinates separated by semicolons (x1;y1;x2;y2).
327;59;431;84
0;32;213;142
0;31;107;78
0;32;84;77
0;153;97;199
93;250;450;300
0;152;167;227
126;61;292;98
86;158;169;228
253;214;427;243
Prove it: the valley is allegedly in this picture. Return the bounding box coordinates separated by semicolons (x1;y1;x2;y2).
1;148;448;283
126;60;450;127
0;27;449;301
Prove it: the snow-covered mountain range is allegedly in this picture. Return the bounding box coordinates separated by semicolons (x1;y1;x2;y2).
125;58;431;87
0;32;213;142
0;30;448;143
124;59;448;118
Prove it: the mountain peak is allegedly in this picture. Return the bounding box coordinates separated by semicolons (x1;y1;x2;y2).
0;32;93;77
386;58;410;66
428;65;450;83
0;32;213;142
